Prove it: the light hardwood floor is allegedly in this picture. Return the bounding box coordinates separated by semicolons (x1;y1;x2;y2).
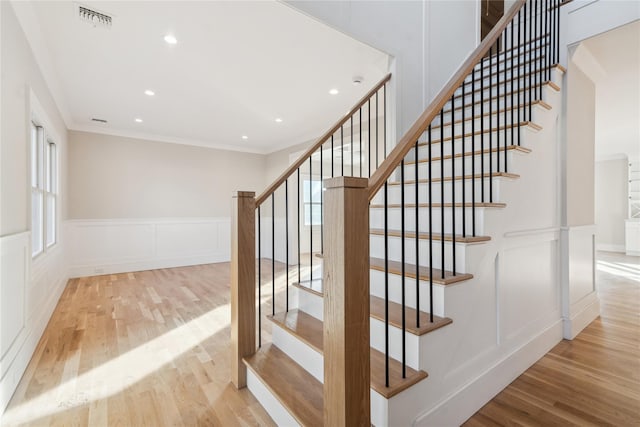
465;251;640;426
3;252;638;426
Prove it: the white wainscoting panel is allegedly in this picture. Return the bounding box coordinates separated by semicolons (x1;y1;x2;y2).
67;218;231;277
1;230;68;415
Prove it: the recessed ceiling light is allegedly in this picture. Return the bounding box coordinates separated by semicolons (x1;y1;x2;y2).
164;34;177;45
241;135;248;140
329;88;339;95
135;118;143;123
144;90;155;96
275;118;283;123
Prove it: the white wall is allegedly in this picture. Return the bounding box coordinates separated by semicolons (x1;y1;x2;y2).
595;158;628;252
285;0;479;141
0;1;69;414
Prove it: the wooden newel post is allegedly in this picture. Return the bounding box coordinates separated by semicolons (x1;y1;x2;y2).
231;191;256;389
323;177;370;426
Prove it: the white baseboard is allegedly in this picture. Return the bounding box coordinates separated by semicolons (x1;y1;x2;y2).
563;292;600;340
414;320;563;427
596;243;625;253
66;218;231;277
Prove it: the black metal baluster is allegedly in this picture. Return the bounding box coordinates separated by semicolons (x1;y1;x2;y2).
415;141;420;328
384;181;390;388
528;0;533;121
309;157;313;281
539;0;543;101
518;8;522;146
497;38;501;174
286;180;289;312
481;52;485;203
556;0;560;65
428;124;434;323
258;206;262;347
369;99;372;176
331;135;335;178
511;19;515;153
450;95;456;276
341;126;344;176
297;169;301;283
376;92;379;167
472;68;477;237
462;82;466;238
504;27;509;172
489;43;494;203
351;115;354;176
384;83;387;158
360;108;363;177
440;110;445;279
272;193;275;316
320;146;324;255
400;159;406;379
545;0;550;82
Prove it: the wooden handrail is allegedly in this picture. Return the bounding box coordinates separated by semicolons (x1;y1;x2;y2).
367;0;526;201
255;73;392;207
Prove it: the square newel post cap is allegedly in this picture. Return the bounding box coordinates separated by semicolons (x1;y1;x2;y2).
232;191;256;198
323;176;368;190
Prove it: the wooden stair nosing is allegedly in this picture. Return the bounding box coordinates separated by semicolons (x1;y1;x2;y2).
369;295;453;337
292;280;323;297
267;309;430;399
465;59;556;91
369;228;491;244
243;343;323;427
307;256;471;286
417;121;542;147
407;145;531;166
370;202;506;209
387;171;520;186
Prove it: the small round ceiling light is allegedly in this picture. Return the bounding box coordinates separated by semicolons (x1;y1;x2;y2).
241;135;249;140
164;34;177;45
144;90;155;96
275;118;283;123
135;118;143;123
329;88;339;95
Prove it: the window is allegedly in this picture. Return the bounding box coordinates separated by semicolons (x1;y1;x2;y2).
303;180;322;226
30;121;57;257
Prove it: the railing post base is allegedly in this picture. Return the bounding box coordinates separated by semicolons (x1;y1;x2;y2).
231;191;256;389
323;177;370;427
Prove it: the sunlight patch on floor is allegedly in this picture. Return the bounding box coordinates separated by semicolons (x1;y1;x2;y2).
597;259;640;283
2;303;231;425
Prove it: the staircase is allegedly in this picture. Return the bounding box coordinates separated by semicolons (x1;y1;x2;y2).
231;0;567;425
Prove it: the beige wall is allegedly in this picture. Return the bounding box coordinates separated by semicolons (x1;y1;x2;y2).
595;158;628;249
68;131;266;219
565;59;596;226
1;2;68;236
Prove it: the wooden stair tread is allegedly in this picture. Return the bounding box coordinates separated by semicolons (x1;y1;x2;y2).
370;228;491;244
441;98;551;116
370;295;453;336
407;145;531;165
451;80;560;104
370;202;506;209
310;256;470;286
369;257;473;286
293;280;323;297
243;343;323;426
387;171;520;185
268;310;429;398
418;121;542;147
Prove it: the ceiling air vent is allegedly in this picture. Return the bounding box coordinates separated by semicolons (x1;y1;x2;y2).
77;4;112;28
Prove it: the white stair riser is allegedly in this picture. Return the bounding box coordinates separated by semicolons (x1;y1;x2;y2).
370;206;486;236
294;286;323;320
425;116;535;143
271;324;324;382
405;150;521;179
370;318;421;370
434;101;547;129
370;269;446;318
460;64;562;96
372;179;505;207
370;235;469;273
246;371;301;427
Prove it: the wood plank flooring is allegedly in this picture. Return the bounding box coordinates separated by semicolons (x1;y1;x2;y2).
465;251;640;426
3;262;283;427
3;251;637;426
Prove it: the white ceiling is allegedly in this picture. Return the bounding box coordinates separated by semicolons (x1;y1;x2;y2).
24;1;389;154
582;20;640;161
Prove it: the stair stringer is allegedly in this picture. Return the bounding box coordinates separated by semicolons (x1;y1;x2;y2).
370;75;565;427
